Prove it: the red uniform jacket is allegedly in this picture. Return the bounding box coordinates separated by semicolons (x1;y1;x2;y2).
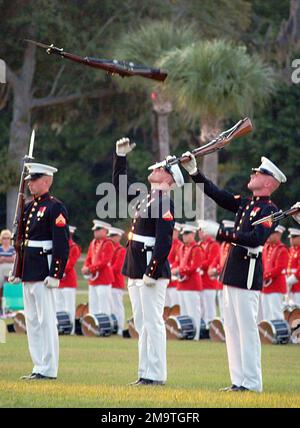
111;242;126;289
59;239;81;288
84;238;114;286
287;245;300;293
177;241;203;291
262;242;288;294
199;237;221;290
168;238;183;288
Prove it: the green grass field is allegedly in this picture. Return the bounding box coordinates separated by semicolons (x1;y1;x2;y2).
1;292;300;408
1;263;300;408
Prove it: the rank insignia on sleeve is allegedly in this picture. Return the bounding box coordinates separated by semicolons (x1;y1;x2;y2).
262;220;272;228
162;210;174;221
55;213;67;227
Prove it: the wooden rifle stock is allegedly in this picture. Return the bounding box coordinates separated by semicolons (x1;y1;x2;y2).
24;39;168;82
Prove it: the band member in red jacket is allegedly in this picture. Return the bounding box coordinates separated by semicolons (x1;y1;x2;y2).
177;224;203;340
261;225;288;320
198;221;221;325
56;225;81;333
286;228;300;306
109;226;126;336
166;222;182;307
81;220;114;315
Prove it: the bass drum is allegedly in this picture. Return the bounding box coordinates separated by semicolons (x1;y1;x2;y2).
81;313;112;337
14;311;27;334
127;317;139;339
258;319;291;345
56;311;72;335
165;315;196;340
209;318;226;342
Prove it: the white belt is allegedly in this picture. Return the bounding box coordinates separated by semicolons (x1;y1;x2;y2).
235;244;263;290
25;240;53;250
130;233;156;246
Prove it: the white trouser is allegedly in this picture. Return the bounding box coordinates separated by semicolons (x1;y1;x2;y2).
217;290;224;320
111;288;125;335
261;293;284;320
128;277;169;382
88;284;112;315
23;281;59;378
291;292;300;306
179;290;202;340
0;263;13;288
165;287;180;307
55;288;76;334
201;289;217;325
223;285;262;392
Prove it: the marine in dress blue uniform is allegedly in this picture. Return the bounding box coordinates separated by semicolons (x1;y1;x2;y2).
113;138;184;386
15;162;69;380
181;153;287;392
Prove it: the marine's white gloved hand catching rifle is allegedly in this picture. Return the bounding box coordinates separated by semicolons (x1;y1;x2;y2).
116;137;136;156
291;202;300;224
180;151;198;175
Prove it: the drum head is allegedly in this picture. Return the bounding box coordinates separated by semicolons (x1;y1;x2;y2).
14;311;26;334
163;306;171;321
165;316;181;340
169;304;180;317
127;317;138;339
75;303;89;319
209;318;225;342
283;305;291;321
288;308;300;328
258;321;276;344
81;314;99;337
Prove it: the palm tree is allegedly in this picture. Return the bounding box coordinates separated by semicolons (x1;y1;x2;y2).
113;21;197;161
159;40;275;220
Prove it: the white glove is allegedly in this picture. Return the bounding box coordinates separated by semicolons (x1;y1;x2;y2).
116;137;136;156
44;276;60;289
8;271;22;284
180;151;198;175
198;220;220;239
286;274;298;288
143;274;156;288
292;202;300;224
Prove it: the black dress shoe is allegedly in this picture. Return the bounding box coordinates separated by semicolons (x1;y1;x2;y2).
238;386;250;392
219;384;240;392
20;373;37;380
137;379;165;386
33;373;57;380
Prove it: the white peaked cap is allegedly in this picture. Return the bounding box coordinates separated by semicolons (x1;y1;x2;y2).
174;222;183;231
288;228;300;238
222;220;235;228
274;225;285;234
25;162;58;180
197;219;220;230
181;223;198;234
69;225;77;234
252;157;287;183
91;219;111;230
148;156;184;188
108;227;125;236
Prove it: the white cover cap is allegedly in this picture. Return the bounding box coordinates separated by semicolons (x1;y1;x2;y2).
92;220;111;231
25;162;58;180
288;228;300;238
181;223;198;234
222;220;235;229
69;225;77;234
274;225;285;234
174;222;182;231
252;157;287;183
148;156;184;188
108;227;125;236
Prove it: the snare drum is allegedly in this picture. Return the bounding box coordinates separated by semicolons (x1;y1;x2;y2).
165;315;196;340
209;318;226;342
258;319;291;345
287;307;300;328
199;319;210;339
56;311;72;335
75;303;89;335
81;313;112;337
13;311;27;334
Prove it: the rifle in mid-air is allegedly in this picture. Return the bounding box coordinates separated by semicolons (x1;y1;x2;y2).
252;205;300;226
149;117;253;169
10;130;35;280
24;39;168;82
